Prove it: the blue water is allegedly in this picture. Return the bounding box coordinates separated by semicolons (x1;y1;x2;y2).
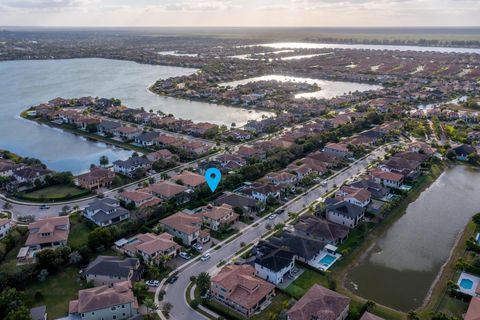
320;254;336;266
460;278;474;290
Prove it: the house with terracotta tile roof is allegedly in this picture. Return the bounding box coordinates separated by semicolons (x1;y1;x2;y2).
287;284;350;320
118;190;161;208
335;186;371;208
324;142;354;159
160;211;209;246
171;170;206;189
146;149;175;163
77;166;115;190
211;264;275;317
144;181;189;202
68;281;139;320
465;297;480;320
369;169;404;189
119;232;180;263
18;216;69;261
199;204;239;231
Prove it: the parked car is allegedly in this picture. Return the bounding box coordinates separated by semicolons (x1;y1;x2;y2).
40;205;50;210
200;253;211;261
167;275;178;284
193;243;203;251
268;214;277;220
145;280;160;287
179;252;191;260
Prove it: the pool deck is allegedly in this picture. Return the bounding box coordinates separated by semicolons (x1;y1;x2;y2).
457;272;480;296
309;251;342;271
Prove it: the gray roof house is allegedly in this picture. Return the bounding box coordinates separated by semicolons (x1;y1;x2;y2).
83;255;142;286
84;198;130;227
268;231;326;264
113;157;151;177
325;200;365;229
294;215;349;245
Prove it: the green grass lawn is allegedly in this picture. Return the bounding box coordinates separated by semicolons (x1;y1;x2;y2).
24;267;86;319
435;295;470;318
68;214;94;249
283;269;330;299
16;185;91;202
251;292;292;320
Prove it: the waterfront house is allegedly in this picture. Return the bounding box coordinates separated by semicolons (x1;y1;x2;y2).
83;256;142;286
118;232;180;263
451;144;476;161
369;169;404;189
77;166;115;190
113;157;151;177
159;211;209;246
146;149;175;163
0;159;22;177
199;204;239;231
13;167;52;185
287;284;350;320
112;126;143;141
118;190;161;208
134;131;161;147
267;231;326;266
97;120;122;135
84;198;130;227
465;297;480;320
253;241;296;285
325;201;365;229
68;281;139;320
294;215;349;245
0;219;12;240
335;185;371;208
211;264;275;317
349;179;390;200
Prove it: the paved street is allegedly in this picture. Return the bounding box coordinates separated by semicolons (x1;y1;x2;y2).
156;144;390;320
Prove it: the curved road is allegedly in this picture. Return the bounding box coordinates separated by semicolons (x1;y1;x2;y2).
156;144;391;320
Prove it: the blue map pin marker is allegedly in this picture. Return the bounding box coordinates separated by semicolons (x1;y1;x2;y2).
205;168;221;192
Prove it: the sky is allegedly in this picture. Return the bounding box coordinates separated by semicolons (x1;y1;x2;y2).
0;0;479;27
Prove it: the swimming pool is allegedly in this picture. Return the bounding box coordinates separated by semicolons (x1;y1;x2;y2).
319;254;336;266
460;278;474;290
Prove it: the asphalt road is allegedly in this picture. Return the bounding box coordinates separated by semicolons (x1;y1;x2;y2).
156;144;390;320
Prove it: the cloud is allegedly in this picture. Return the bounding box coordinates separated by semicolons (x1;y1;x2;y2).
0;0;87;9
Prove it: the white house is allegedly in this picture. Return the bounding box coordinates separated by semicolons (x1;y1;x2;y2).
254;242;295;285
325;201;365;229
0;219;12;240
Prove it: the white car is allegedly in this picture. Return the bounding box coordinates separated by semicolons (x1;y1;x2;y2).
200;253;211;261
145;280;160;287
179;252;191;260
268;214;277;220
193;243;203;251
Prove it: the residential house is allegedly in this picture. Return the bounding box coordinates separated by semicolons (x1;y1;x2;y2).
84;198;130;227
250;183;283;203
97;120;122;135
451;144;477;161
465;297;480;320
118;190;161;208
254;241;296;285
0;159;21;177
267;231;325;266
237;146;266;160
294;215;349;245
20;216;69;257
211;264;275;317
215;192;261;216
323;142;353;159
83;256;142;286
306;151;343;169
113;157;151;177
120;232;181;263
199;204;239;231
326;201;365;229
145;181;189;202
287;284;350;320
146;149;175;163
265;171;298;186
13;167;52;185
77;167;115;190
335;186;371;208
160;211;209;246
68;281;139;320
369;169;404;189
380;156;421;178
113;126;143;141
0;219;12;240
171;171;206;189
349;179;390;200
134;131;161;147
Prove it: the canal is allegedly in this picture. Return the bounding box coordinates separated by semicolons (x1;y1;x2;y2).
347;165;480;311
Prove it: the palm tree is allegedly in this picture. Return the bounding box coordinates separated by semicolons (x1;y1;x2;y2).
144;297;158;315
407;311;420;320
99;155;109;167
196;272;211;295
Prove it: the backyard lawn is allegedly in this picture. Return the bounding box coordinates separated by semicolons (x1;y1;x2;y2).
68;213;94;249
24;267;86;319
251;292;292;320
283;269;330;299
16;185;91;202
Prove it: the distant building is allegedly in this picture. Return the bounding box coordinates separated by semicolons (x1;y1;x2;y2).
0;219;13;240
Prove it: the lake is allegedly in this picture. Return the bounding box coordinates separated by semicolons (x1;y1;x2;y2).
347;165;480;311
252;42;480;54
220;75;382;99
0;58;270;174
